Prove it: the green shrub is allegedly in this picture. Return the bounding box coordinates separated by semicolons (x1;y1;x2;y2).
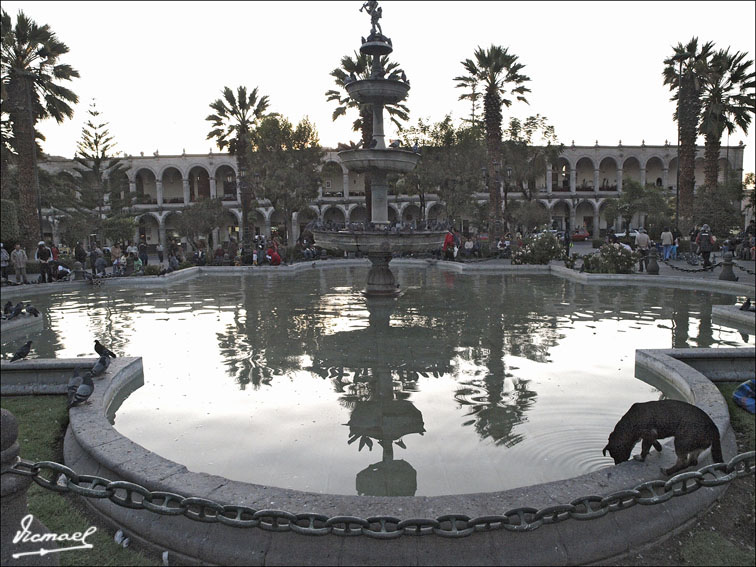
0;199;20;243
582;243;638;274
511;232;564;265
591;238;603;249
177;260;194;271
143;264;161;276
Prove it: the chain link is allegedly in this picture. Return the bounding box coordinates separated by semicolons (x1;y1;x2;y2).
2;451;753;538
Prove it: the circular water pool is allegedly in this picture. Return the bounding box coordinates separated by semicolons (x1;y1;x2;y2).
4;267;749;496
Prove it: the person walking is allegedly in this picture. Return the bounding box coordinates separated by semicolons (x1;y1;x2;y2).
74;241;87;266
10;243;29;284
138;241;149;267
696;223;717;270
660;227;674;260
635;228;651;272
0;243;9;283
35;241;53;283
156;242;164;264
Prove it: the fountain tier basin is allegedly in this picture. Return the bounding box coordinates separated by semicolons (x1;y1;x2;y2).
311;229;445;254
345;78;410;104
337;148;420;173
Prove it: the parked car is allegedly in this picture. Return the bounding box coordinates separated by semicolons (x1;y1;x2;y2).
571;228;590;241
614;229;639;240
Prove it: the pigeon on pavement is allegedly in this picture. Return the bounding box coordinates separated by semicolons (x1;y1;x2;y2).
10;341;32;362
7;303;24;320
94;340;117;358
3;301;12;314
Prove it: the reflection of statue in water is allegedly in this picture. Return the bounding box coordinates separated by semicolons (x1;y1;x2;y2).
360;0;383;36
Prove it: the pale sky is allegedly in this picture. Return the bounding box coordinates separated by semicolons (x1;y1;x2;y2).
3;1;755;173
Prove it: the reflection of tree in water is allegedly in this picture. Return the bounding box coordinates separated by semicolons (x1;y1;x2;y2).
454;373;537;447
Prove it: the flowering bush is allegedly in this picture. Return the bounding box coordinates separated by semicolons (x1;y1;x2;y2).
582;243;638;274
511;232;565;265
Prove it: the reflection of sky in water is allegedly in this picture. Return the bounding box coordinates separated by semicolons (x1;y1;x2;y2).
2;269;749;496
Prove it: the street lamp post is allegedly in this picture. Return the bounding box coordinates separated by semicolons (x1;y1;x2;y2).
504;165;513;231
238;165;249;250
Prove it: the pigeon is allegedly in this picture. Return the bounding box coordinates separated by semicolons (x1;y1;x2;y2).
67;368;83;407
25;304;40;317
114;529;129;547
68;371;94;408
3;301;12;314
366;138;378;149
740;298;752;311
91;354;111;377
7;303;24;320
94;340;117;358
388;139;400;148
10;341;32;362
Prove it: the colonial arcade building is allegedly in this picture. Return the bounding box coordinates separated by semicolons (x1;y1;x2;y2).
38;142;746;249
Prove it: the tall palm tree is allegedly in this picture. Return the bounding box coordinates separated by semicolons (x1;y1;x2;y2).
458;45;530;233
1;9;79;251
325;51;409;220
663;38;714;230
453;73;481;127
206;85;269;250
698;48;755;191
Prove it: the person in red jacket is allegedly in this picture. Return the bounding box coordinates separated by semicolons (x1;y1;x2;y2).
267;247;282;266
442;228;455;260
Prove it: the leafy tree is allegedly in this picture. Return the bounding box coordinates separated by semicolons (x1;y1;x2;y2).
72;100;130;236
173;198;228;251
698;48;755;190
325;51;408;220
398;116;484;226
502;114;563;209
206;86;269;250
663;38;714;230
602;180;670;236
507;200;549;234
1;9;79;251
453;73;481;127
457;45;531;233
250;115;323;245
101;215;136;246
690;178;744;237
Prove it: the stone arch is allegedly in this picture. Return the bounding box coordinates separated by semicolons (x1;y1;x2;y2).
323;206;346;227
215;165;238;201
349;205;368;224
388;204;399;223
575;157;595;190
554;157;571;191
161;166;184;204
427;203;446;221
645;156;665;188
668;157;679;190
249;210;265;238
598;199;619;233
135;212;160;247
575;200;597;234
598;157;619;191
270;210;287;240
134;168;157;203
163;211;183;243
218;209;239;244
188;165;211;202
402;203;422;224
296;207;319;235
550;200;571;231
623;157;641;185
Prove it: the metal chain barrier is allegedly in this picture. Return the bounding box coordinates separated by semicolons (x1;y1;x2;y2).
732;261;756;276
2;451;753;538
660;258;723;273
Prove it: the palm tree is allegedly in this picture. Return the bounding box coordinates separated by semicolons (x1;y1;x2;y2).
663;38;714;230
206;86;269;250
453;73;481;127
698;48;755;191
1;9;79;251
325;51;409;220
458;45;530;235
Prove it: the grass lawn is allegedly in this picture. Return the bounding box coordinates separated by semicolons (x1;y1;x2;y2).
1;395;158;566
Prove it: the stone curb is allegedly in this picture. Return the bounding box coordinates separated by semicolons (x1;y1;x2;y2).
0;357;134;395
2;258;753;298
54;346;745;566
712;305;756;333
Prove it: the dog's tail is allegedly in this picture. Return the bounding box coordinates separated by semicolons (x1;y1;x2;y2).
710;432;724;463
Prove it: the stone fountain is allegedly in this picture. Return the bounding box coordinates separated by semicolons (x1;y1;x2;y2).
312;1;446;295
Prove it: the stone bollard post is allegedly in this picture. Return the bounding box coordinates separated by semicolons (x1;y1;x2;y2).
718;252;739;281
646;247;660;275
73;261;84;281
1;409;59;565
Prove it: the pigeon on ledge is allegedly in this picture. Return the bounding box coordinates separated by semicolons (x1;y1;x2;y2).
25;304;40;317
68;371;94;408
94;340;117;358
91;354;111;377
10;341;32;362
